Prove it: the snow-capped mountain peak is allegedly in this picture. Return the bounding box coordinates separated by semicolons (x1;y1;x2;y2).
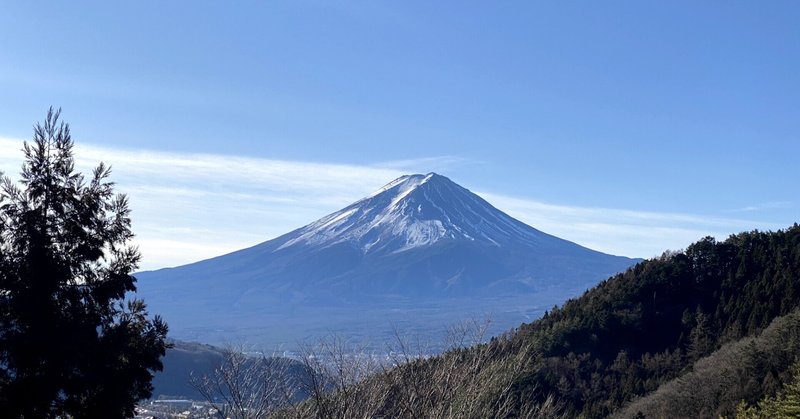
366;172;435;201
277;173;553;254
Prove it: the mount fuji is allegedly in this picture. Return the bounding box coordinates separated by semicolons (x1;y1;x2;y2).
135;173;640;348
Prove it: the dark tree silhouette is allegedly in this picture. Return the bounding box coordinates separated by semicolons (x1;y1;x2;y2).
0;108;169;417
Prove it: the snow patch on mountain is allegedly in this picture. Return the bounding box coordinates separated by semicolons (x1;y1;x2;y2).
277;173;523;254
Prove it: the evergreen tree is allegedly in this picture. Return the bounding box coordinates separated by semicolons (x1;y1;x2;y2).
0;108;169;417
688;308;714;362
734;361;800;419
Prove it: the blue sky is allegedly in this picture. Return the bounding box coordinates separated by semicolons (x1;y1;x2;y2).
1;1;798;269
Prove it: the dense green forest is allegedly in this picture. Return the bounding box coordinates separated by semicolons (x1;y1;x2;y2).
509;224;800;417
733;359;800;418
271;225;800;418
614;306;800;418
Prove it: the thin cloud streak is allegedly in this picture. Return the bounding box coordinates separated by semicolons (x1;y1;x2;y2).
375;156;473;172
0;136;411;269
0;136;788;269
729;201;794;213
480;192;784;259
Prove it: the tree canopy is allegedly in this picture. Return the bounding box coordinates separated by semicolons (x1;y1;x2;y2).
505;226;800;417
0;108;169;417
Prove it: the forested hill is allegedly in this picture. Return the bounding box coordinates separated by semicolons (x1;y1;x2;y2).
265;225;800;418
505;224;800;417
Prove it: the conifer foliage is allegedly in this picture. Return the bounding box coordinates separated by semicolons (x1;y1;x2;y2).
0;108;169;417
735;361;800;419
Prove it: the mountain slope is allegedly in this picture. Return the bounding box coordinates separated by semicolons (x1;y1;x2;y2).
135;173;639;347
613;308;800;418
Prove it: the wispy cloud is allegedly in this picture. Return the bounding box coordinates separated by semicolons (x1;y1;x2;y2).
0;136;788;270
0;136;411;269
480;192;784;259
374;156;473;172
729;201;793;213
